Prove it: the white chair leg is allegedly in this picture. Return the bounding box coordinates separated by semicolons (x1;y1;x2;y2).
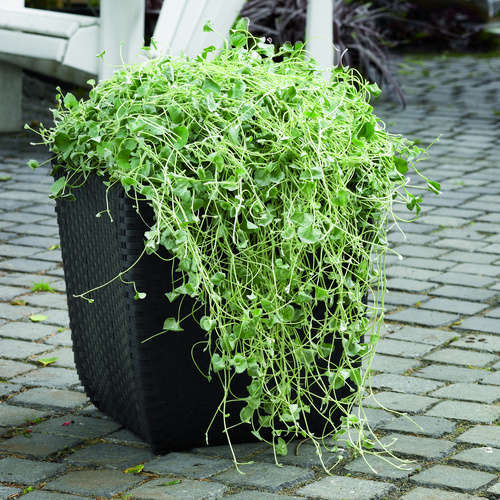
0;60;22;133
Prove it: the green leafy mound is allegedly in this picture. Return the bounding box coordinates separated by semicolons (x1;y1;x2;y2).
31;19;439;465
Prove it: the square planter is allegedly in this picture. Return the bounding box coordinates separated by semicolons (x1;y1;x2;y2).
56;173;354;452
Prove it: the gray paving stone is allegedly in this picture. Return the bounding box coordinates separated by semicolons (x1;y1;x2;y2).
382;291;430;308
452;334;500;353
6;222;58;236
0;257;57;273
33;346;75;369
433;227;485;241
386;308;460;327
385;266;441;281
13;235;61;248
0;243;39;257
0;302;43;321
225;492;301;500
40;308;70;327
0;403;50;427
425;400;500;424
375;433;455;460
127;477;229;500
381;415;456;438
419;215;469;227
456;425;500;447
64;442;155;470
481;370;500;385
0;358;34;378
0;382;22;397
10;366;80;389
3;212;50;224
1;191;48;203
0;272;59;288
373;339;434;358
368;354;420;374
452;446;500;472
0;321;59;341
424;348;498;368
349;407;396;428
9;387;88;410
32;249;63;262
295;474;396;500
363;392;438;413
0;487;22;500
487;483;500;498
392;245;449;259
395;257;456;271
431;207;484;218
24;292;67;309
443;251;499;264
410;464;497;492
430;272;497;288
213;461;314;493
387;278;438;293
412;364;486;383
344;453;419;479
429;383;500;403
456;317;500;335
400;486;483;499
32;415;121;439
144;451;235;479
0;456;65;485
43;470;143;497
386;326;459;346
0;432;81;458
420;297;488;315
0;338;48;359
252;441;346;469
450;263;500;277
432;238;488;251
0;285;24;301
480;243;500;254
43;329;72;347
370;373;444;394
19;493;84;500
105;428;151;448
486;307;500;318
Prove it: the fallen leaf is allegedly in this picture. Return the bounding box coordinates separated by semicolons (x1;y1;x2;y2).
37;357;58;367
29;315;49;322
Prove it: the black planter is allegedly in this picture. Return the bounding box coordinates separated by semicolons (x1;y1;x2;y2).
56;174;356;453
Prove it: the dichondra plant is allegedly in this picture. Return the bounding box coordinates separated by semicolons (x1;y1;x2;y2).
29;19;439;466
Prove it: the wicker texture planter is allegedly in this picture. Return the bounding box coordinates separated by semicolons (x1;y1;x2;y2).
56;174;353;452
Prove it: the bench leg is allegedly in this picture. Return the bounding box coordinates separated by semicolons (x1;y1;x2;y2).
0;61;22;133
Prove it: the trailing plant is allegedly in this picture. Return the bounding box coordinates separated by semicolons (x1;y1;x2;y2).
28;19;439;466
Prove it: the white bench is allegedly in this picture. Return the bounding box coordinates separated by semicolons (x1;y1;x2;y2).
0;0;246;132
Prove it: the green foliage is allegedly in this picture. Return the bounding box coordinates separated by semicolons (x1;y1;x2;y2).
32;280;56;293
30;20;439;466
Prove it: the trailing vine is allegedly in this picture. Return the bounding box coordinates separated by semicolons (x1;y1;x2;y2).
28;19;439;467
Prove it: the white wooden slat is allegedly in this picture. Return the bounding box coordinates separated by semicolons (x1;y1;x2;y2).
305;0;334;70
151;0;190;53
0;8;98;38
2;0;24;9
186;0;246;57
0;29;67;62
63;25;99;74
98;0;145;80
167;0;210;56
0;52;95;86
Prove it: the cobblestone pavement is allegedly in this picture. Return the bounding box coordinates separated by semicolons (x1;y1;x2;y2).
0;52;499;499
